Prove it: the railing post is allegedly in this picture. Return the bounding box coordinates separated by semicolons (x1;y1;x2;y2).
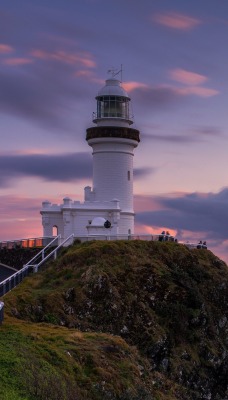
0;301;4;325
33;265;38;273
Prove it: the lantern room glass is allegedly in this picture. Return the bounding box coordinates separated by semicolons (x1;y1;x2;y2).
97;96;130;119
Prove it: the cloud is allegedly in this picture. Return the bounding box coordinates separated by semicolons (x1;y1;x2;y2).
142;133;196;143
152;12;201;30
142;123;223;144
0;195;42;240
136;188;228;241
0;195;41;219
75;70;95;78
134;167;155;178
194;126;222;137
0;152;155;187
0;43;13;53
132;82;219;113
133;85;182;110
3;57;34;66
0;152;92;187
170;68;208;86
0;56;94;132
168;69;218;98
177;86;219;97
122;81;148;92
31;49;96;68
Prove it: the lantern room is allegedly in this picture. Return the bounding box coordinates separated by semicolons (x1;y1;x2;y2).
93;78;133;126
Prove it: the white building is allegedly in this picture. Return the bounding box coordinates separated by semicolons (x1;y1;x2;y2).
40;76;140;240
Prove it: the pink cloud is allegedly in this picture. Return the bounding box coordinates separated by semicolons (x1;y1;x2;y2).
0;219;42;242
151;83;219;98
122;81;148;92
30;49;47;58
150;83;219;98
170;68;208;85
135;222;177;237
31;49;96;68
75;70;94;77
0;195;42;240
0;196;40;219
13;149;52;156
134;194;164;212
0;43;14;53
3;58;33;66
177;86;219;97
153;12;201;30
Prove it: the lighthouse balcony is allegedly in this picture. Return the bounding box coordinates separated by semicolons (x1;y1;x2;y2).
86;126;140;142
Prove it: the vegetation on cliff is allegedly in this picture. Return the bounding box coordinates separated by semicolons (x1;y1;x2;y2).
1;240;228;399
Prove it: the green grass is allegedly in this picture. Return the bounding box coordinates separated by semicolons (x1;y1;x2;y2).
0;315;158;400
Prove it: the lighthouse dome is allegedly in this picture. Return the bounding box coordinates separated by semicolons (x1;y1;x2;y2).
97;79;129;99
91;217;106;226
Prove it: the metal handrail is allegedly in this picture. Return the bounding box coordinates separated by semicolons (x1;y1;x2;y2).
28;234;74;272
26;235;61;266
0;235;61;287
0;234;74;297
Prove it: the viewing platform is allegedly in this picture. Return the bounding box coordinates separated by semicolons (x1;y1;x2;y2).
0;234;176;251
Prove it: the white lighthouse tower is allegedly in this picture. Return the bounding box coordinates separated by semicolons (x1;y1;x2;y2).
41;74;140;240
86;76;140;235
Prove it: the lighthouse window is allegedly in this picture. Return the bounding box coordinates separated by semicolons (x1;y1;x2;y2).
128;171;130;181
122;101;129;119
103;99;109;117
110;97;116;116
52;225;58;236
96;96;129;119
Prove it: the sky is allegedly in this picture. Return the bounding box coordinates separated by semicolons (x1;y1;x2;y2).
1;0;228;262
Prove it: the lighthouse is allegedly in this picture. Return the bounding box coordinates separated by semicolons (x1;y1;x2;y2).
41;74;140;240
86;77;140;235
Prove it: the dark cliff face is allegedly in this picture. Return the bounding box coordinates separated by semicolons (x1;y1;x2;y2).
6;240;228;399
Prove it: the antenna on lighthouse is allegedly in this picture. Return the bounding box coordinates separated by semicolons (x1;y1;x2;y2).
107;64;123;82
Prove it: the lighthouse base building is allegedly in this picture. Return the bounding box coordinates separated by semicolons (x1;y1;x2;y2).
41;194;130;239
41;77;140;241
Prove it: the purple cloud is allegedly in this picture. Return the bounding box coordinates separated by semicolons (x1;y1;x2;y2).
194;126;222;137
0;153;92;186
134;167;155;178
0;152;153;187
133;86;183;111
0;63;95;133
136;188;228;241
142;133;196;143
